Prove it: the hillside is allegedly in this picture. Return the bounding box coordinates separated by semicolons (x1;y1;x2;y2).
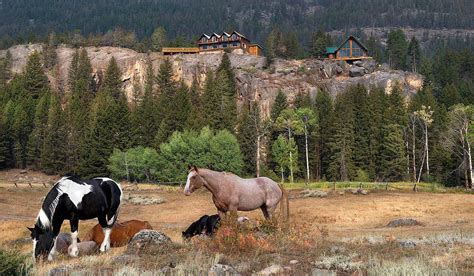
0;0;473;49
0;44;422;117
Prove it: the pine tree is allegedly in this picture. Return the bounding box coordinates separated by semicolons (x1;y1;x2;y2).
407;37;421;73
378;123;407;181
202;70;222;129
155;81;190;145
12;101;33;168
285;32;300;59
23;51;49;99
328;93;355;181
27;91;50;169
156;58;176;124
41;93;67;174
350;85;371;175
186;78;205;130
310;30;330;58
314;89;333;180
2;100;16;167
78;58;130;177
0;114;7;168
387;29;408;70
270;89;288;122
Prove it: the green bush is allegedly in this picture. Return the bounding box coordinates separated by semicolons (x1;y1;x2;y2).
0;248;32;275
108;127;243;183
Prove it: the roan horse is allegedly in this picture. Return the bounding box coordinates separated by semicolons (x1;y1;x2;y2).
28;176;122;261
184;166;289;220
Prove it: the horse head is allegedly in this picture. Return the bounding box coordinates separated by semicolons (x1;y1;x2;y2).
184;165;206;196
28;225;55;261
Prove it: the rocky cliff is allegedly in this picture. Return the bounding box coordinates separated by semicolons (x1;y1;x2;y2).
0;44;423;118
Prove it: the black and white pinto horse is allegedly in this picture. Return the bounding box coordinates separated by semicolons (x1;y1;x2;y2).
28;176;122;261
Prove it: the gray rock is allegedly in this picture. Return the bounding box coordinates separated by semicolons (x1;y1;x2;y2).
289;260;299;265
209;264;240;276
258;264;284;275
300;189;328;198
353;61;364;67
48;266;71;276
55;233;73;254
360;189;369;195
127;230;172;254
68;241;98;256
387;218;423;228
349;67;365;77
399;240;417;248
113;254;140;265
312;268;336;276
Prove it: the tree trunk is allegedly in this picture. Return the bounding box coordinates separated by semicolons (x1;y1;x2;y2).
288;128;294;183
465;127;473;189
304;124;310;184
412;122;416;182
425;123;430;176
256;135;261;177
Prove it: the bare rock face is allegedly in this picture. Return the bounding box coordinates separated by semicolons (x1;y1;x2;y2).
0;44;423;119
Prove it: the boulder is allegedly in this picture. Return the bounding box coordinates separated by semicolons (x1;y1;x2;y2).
127;230;172;255
289;260;299;265
55;233;73;254
312;268;336;276
300;190;328;198
68;241;98;256
258;264;284;275
399;240;417;248
209;264;240;276
349;67;365;77
387;218;423;228
48;266;71;276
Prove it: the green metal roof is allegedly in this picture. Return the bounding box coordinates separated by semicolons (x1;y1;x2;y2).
326;47;337;54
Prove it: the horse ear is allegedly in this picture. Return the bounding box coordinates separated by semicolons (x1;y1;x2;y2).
193;166;198;173
188;164;192;170
27;227;34;233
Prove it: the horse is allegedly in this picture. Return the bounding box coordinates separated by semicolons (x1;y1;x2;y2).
184;166;289;220
84;220;153;247
28;176;122;261
182;214;221;239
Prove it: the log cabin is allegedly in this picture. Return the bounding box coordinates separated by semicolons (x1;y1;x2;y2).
326;36;370;61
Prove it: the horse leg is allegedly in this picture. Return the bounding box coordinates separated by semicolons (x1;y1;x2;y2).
98;215;111;252
68;216;80;257
48;218;64;260
260;205;270;220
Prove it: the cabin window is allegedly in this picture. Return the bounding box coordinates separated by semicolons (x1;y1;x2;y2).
213;45;217;49
352;47;362;56
223;36;227;41
201;37;206;43
212;37;217;42
223;43;228;48
232;42;239;47
203;45;208;50
232;34;237;40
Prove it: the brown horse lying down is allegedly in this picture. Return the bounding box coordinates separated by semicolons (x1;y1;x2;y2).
84;220;152;247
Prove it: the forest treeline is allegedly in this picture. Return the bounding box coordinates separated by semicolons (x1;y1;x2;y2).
1;0;473;52
0;31;473;187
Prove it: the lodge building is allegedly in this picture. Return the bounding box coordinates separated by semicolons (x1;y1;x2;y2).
326;36;369;61
162;31;262;56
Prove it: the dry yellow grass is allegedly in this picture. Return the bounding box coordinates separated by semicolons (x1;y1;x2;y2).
0;180;473;274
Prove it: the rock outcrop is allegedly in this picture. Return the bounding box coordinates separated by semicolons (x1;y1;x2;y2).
0;44;423;118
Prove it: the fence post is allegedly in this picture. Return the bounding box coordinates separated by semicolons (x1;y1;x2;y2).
333;182;336;191
28;182;33;188
14;182;18;188
385;183;388;190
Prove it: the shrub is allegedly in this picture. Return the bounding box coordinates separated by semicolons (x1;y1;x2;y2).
0;248;32;275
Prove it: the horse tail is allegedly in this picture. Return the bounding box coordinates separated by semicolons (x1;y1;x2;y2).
277;183;290;224
100;178;122;227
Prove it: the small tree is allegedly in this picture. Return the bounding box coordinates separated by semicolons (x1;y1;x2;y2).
275;109;303;182
296;108;318;183
272;135;289;183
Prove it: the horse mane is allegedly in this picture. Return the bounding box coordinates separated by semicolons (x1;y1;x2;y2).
36;176;72;229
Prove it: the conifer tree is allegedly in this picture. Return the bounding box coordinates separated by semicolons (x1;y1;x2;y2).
328;93;355;181
186;78;205;130
41;93;67;174
0;114;7;168
350;85;372;175
79;58;130;177
202;70;221;128
155;81;190;145
314;89;333;180
270;90;288;122
407;37;421;73
310;30;330;58
23;51;48;99
387;29;408;70
156;58;176;125
27;91;50;168
13;101;33;168
2;100;16;167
